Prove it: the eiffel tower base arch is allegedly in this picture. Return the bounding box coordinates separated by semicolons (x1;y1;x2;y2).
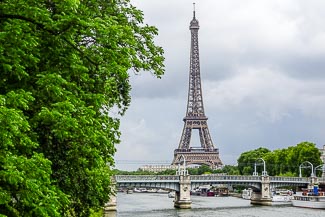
172;149;223;169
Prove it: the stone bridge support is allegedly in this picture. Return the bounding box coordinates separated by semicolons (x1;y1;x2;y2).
251;175;272;206
104;177;117;215
174;174;192;208
104;193;117;212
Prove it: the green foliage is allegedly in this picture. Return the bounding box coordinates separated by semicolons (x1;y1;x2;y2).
157;169;177;175
0;93;69;216
114;164;240;176
237;142;322;177
0;0;164;216
237;147;270;175
198;165;213;175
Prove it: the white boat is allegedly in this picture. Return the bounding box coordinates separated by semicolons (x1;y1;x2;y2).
190;188;201;196
242;188;253;200
147;188;157;193
168;191;175;198
157;189;169;194
272;194;292;202
272;190;293;202
292;195;325;209
133;188;147;193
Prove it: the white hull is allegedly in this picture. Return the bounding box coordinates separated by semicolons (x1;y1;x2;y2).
168;191;175;198
242;189;253;200
272;195;292;202
292;196;325;209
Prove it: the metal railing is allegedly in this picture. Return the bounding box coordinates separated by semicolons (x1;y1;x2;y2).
269;176;309;183
190;175;261;182
115;175;180;182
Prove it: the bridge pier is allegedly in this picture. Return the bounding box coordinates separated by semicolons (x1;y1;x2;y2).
251;175;272;206
174;175;192;209
104;177;117;215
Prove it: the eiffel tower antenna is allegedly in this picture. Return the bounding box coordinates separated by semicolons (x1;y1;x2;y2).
172;5;223;169
193;3;196;18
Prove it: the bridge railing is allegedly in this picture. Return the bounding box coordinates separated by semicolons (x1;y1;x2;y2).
269;176;309;183
115;175;180;182
190;175;261;182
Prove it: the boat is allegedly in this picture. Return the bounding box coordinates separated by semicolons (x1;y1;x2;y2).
199;186;215;197
133;188;148;193
190;188;201;196
292;186;325;209
272;190;293;202
292;195;325;209
156;189;169;194
126;189;133;194
168;191;175;198
147;188;157;193
242;188;253;200
215;186;229;197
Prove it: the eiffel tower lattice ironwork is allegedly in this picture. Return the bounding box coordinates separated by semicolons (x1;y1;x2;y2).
172;5;223;168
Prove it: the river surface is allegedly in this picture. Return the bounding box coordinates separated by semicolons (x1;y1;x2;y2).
113;192;324;217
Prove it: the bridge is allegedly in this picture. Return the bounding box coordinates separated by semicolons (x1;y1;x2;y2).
104;172;317;211
115;174;309;192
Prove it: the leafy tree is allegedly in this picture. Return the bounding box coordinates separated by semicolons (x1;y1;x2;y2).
198;165;213;175
219;165;240;175
237;142;322;177
287;142;322;176
157;169;177;175
187;167;199;175
0;0;164;216
237;147;270;175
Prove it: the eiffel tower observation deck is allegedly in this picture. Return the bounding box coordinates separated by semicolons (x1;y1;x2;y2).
172;4;223;169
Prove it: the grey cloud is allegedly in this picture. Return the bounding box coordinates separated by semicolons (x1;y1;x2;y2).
116;0;325;170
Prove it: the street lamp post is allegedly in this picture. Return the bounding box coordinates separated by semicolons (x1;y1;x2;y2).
259;158;268;176
253;162;258;176
177;154;188;176
299;161;314;178
253;158;267;176
314;164;323;177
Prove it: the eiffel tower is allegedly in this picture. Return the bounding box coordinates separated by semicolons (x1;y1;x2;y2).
172;5;223;169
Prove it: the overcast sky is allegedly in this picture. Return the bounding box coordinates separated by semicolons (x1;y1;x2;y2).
114;0;325;171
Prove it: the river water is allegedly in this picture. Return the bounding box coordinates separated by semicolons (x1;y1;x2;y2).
113;192;324;217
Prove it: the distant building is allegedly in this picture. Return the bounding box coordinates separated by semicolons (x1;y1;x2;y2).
321;145;325;180
139;165;178;173
321;145;325;163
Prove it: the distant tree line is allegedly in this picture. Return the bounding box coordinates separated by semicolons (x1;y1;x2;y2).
113;164;240;176
237;141;322;177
